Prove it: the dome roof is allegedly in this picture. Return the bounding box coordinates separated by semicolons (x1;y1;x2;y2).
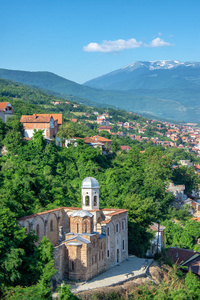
81;177;99;189
71;210;93;218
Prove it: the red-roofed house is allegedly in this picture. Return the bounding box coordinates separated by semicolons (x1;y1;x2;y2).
0;102;14;122
20;114;62;139
120;145;131;152
98;126;112;133
166;247;200;276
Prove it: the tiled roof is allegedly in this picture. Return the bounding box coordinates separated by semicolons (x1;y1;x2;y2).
39;114;62;125
166;247;197;265
17;206;81;221
0;102;10;111
98;126;112;130
90;135;112;142
183;256;200;276
20;114;62;124
20;114;52;123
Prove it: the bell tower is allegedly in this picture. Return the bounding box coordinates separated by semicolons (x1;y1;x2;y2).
81;177;99;210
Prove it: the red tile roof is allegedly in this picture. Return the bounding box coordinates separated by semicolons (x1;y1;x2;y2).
0;102;10;111
39;114;62;125
20;114;62;124
166;247;197;265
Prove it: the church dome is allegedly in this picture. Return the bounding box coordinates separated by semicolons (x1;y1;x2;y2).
81;177;99;189
71;210;93;218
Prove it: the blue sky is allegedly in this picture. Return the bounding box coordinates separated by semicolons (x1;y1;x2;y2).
1;0;199;83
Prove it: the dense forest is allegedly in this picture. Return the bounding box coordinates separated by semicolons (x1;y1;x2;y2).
0;81;200;298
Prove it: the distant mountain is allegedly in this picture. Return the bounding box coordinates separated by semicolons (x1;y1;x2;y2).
0;65;200;122
84;60;200;90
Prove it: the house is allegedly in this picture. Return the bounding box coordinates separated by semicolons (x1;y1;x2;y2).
0;102;14;122
20;114;62;139
166;247;200;276
146;222;165;257
18;177;128;282
167;182;187;202
120;145;131;152
117;122;123;127
98;126;112;133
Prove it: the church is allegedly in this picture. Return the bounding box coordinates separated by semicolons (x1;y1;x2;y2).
18;177;128;282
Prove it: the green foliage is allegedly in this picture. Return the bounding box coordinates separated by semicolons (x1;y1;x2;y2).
163;219;200;250
172;165;200;194
57;283;79;299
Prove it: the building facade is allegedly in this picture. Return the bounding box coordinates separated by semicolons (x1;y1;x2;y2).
20;114;62;139
18;177;128;282
0;102;14;122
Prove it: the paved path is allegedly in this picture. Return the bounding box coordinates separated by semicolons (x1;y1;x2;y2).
70;255;153;294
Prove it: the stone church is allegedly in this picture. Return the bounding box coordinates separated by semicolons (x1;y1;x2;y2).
18;177;128;282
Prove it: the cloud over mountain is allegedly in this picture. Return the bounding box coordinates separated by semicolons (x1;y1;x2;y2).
83;37;174;53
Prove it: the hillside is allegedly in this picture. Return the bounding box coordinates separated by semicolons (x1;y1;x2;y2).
0;66;200;122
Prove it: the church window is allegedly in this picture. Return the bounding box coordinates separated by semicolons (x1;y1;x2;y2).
36;224;39;237
72;261;75;270
50;220;53;232
107;250;110;257
94;195;97;206
85;195;90;206
116;223;119;233
122;221;125;230
85;223;87;233
122;240;125;250
77;223;79;233
107;227;109;236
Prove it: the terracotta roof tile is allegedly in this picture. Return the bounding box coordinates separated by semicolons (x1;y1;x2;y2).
166;247;197;265
0;102;10;111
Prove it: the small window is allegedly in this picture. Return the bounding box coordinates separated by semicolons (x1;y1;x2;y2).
94;195;97;206
85;195;90;206
107;227;109;236
122;240;125;250
36;224;39;236
85;223;87;233
107;250;110;257
72;261;75;270
77;223;79;233
50;220;53;232
116;224;119;233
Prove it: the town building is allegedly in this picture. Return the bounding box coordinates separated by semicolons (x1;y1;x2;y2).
0;102;14;122
18;177;128;283
20;114;62;139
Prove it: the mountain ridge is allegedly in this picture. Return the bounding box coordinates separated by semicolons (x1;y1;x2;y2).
0;64;199;122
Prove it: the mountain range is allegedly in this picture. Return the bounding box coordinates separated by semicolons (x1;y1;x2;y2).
0;60;199;122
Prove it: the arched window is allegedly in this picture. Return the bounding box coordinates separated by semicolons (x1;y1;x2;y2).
116;223;119;233
85;195;90;206
50;220;53;232
77;223;79;233
36;224;39;236
122;220;125;230
85;223;87;233
94;195;97;206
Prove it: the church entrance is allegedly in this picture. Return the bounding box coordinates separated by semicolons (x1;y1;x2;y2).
117;249;119;263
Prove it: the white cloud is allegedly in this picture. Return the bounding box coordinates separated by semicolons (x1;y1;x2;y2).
83;38;142;53
83;37;174;53
148;37;173;47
